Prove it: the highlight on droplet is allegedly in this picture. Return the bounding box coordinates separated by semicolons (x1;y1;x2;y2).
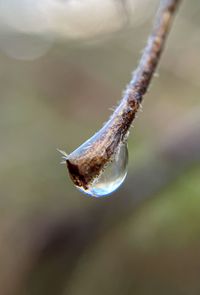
64;143;128;198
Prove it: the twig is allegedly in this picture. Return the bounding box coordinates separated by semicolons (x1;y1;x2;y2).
65;0;181;190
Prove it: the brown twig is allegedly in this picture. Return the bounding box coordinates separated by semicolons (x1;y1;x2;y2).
65;0;181;191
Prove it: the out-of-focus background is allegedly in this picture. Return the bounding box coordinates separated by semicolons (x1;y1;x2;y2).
0;1;200;294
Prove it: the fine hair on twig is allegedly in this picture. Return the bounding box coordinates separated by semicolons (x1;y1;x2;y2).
63;0;181;191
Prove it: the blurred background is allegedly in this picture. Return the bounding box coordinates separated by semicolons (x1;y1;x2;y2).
0;0;200;294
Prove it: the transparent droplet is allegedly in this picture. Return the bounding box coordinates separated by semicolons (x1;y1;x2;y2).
79;143;128;198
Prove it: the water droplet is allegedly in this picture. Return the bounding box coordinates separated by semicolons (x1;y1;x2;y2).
78;143;128;198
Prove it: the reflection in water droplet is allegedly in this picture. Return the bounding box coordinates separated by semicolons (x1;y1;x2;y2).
78;143;128;198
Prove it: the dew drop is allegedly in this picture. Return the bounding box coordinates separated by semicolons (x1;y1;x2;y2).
78;143;128;198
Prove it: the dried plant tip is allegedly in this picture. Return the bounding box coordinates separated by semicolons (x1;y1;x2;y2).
63;0;181;197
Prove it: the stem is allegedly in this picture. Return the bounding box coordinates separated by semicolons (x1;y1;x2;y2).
65;0;181;190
